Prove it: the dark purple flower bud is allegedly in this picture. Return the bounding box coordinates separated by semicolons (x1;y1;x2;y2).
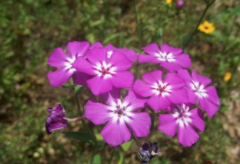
176;0;184;9
137;142;161;164
45;104;68;134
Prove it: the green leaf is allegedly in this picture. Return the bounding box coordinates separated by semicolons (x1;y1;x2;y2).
74;85;83;94
92;154;102;164
116;152;124;164
63;132;95;144
96;133;103;141
121;140;132;151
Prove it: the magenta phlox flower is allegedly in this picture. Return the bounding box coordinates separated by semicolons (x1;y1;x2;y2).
47;41;90;87
84;89;151;146
177;69;220;118
138;43;191;71
89;42;138;62
158;104;205;147
72;47;134;95
45;104;68;134
133;70;188;111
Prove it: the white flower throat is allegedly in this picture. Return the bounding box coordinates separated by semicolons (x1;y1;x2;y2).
190;81;208;98
173;104;192;128
94;61;116;79
108;99;133;124
151;81;172;97
155;51;176;62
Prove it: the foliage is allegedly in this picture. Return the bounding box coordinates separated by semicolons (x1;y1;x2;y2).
0;0;240;163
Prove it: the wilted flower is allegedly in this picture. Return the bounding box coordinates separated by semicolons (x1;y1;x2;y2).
158;104;205;147
178;69;221;117
72;47;134;95
137;142;161;164
47;41;89;87
138;43;191;71
198;21;215;34
84;89;151;146
45;104;68;134
224;71;232;82
133;70;188;111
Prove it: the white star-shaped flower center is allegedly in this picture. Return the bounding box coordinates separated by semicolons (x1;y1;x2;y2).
107;50;113;58
190;81;208;98
151;81;172;97
155;51;176;62
64;56;77;73
94;61;116;79
108;99;133;124
173;104;192;127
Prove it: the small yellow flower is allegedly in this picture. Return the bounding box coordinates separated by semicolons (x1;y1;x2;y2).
224;72;232;82
166;0;172;4
198;21;215;34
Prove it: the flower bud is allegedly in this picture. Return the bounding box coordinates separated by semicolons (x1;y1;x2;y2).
176;0;184;9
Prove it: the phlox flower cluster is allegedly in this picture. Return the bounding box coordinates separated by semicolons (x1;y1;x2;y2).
46;41;220;147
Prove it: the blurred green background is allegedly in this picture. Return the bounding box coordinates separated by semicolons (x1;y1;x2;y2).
0;0;240;163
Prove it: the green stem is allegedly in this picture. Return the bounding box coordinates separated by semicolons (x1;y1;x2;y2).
75;93;82;116
182;0;215;49
134;0;142;47
150;109;155;133
74;87;97;143
108;148;115;164
132;134;141;147
134;0;142;79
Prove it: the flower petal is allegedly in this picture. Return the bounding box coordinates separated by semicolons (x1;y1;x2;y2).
48;104;66;117
160;44;182;55
126;112;151;137
142;43;160;56
147;95;171;111
101;120;131;146
89;42;103;50
160;61;182;71
72;57;95;75
164;73;185;89
176;54;191;68
123;49;138;62
168;89;188;104
177;69;192;83
66;41;89;58
190;108;205;132
46;116;68;134
192;71;212;86
86;47;108;64
47;68;73;87
142;70;162;84
109;51;132;71
177;125;199;147
111;71;134;89
206;86;221;106
100;88;121;106
138;53;159;64
73;71;93;86
48;48;68;68
87;76;113;95
158;114;177;137
84;99;111;125
186;88;198;104
199;98;218;118
123;90;146;111
132;80;153;97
